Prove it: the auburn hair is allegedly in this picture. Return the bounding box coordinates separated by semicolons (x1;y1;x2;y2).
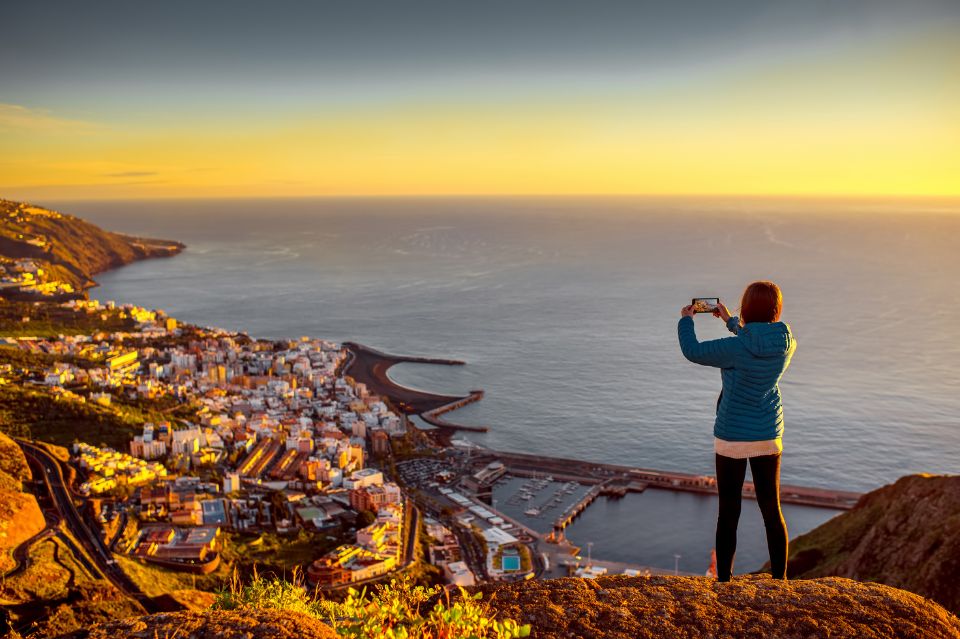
740;280;782;324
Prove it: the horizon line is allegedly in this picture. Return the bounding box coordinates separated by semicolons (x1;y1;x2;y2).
6;192;960;204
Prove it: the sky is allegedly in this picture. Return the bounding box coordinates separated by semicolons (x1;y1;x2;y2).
1;0;958;199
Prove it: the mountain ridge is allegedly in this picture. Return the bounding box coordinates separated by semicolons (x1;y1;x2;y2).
0;198;184;299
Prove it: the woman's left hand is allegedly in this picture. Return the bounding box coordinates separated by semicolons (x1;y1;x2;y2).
680;304;696;318
712;301;732;322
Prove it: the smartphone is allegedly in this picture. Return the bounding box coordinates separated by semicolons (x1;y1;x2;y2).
691;297;719;314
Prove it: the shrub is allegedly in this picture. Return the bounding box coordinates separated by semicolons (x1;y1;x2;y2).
213;567;324;618
213;568;530;639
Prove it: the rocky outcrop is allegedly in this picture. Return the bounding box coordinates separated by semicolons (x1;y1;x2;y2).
475;574;960;639
60;575;960;639
0;432;45;573
57;609;339;639
774;474;960;616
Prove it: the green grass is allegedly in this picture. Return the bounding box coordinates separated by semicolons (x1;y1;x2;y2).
114;530;344;599
0;301;136;337
0;345;96;371
781;499;885;578
0;533;144;637
220;530;343;577
0;538;70;601
0;535;97;602
109;392;200;425
0;384;144;448
114;553;232;597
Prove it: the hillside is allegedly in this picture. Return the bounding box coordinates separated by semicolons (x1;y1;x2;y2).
0;432;147;637
58;575;960;639
773;473;960;616
0;431;45;573
0;198;183;298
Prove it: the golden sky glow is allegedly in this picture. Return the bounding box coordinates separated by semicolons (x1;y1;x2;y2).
2;27;958;200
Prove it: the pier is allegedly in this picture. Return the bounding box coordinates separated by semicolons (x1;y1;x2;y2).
421;390;488;432
551;478;648;531
473;449;862;510
553;483;602;531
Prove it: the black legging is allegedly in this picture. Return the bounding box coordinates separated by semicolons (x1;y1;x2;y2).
715;452;788;581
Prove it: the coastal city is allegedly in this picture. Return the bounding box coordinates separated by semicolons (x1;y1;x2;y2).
4;297;669;600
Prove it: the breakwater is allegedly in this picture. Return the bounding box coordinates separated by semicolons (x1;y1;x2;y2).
342;342;486;432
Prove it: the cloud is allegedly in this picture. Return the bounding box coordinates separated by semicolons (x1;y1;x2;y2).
103;171;159;178
0;103;99;133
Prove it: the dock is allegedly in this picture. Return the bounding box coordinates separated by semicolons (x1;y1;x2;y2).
552;478;647;531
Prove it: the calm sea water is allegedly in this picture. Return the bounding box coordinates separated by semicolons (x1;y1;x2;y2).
52;196;960;573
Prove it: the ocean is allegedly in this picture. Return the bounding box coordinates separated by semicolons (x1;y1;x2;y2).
52;196;960;573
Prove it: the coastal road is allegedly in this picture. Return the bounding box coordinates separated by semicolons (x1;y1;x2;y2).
402;502;420;567
16;439;160;613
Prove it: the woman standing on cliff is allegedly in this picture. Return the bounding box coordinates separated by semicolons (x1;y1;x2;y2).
677;281;796;582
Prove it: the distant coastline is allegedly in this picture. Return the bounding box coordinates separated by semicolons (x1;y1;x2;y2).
0;198;184;302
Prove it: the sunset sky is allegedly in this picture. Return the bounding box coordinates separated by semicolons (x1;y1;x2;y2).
1;0;958;199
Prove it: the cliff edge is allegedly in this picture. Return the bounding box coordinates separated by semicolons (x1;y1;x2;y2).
60;575;960;639
473;574;960;639
774;474;960;616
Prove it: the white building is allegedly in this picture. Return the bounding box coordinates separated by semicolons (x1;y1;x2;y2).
129;436;167;460
171;426;205;455
344;468;383;490
444;561;476;586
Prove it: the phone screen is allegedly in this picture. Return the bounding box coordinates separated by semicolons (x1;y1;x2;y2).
692;297;719;313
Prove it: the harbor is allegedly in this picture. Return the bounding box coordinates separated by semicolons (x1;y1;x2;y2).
479;467;845;576
474;448;863;511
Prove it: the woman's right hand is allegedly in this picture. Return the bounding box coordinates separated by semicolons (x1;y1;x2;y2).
713;301;732;322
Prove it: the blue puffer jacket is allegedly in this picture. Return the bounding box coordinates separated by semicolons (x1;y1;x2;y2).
677;315;796;441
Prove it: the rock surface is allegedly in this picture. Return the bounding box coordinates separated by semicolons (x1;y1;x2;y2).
475;574;960;639
57;609;339;639
0;432;45;573
775;474;960;616
62;575;960;639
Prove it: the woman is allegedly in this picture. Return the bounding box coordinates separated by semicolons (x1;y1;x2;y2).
677;281;796;582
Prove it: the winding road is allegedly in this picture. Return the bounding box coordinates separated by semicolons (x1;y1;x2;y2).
16;439;161;613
